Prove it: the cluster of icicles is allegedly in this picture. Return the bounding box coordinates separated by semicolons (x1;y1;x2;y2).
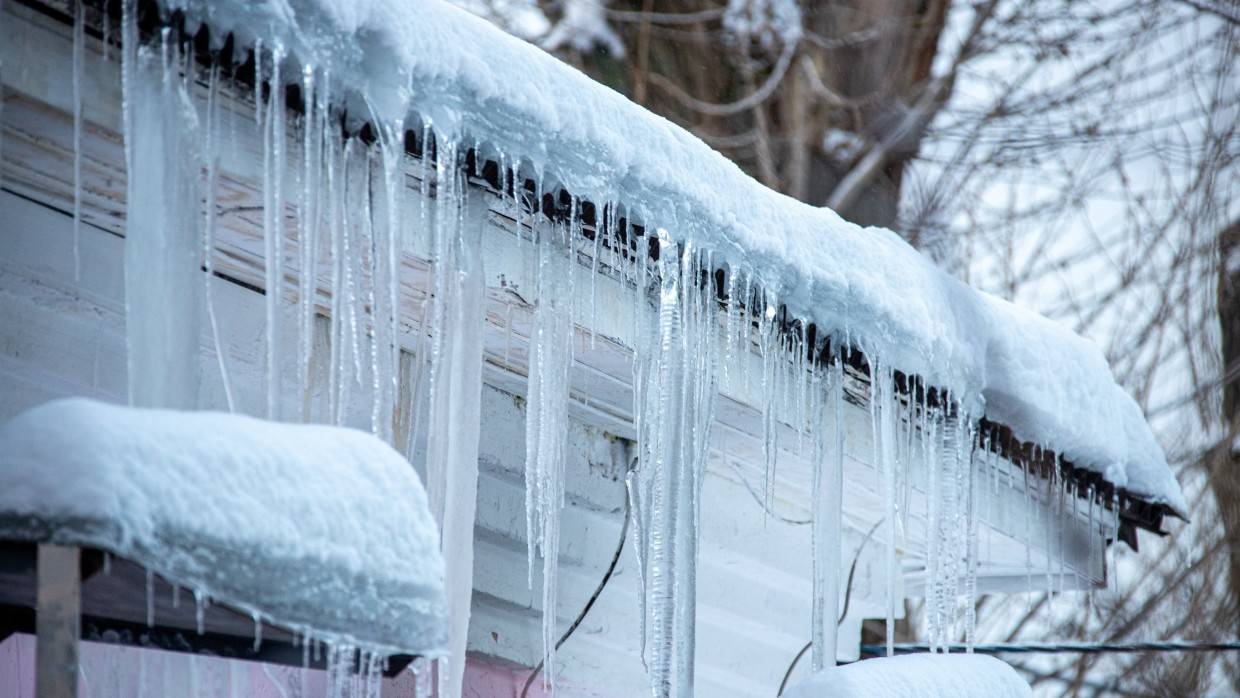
98;3;1120;696
116;3;467;696
119;557;433;698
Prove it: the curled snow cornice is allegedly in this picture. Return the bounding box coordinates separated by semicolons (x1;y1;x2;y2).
156;0;1186;516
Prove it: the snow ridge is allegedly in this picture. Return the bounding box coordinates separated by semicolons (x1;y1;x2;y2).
156;0;1182;513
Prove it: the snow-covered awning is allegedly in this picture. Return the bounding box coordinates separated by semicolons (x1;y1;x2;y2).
784;653;1032;698
152;0;1185;518
0;398;448;657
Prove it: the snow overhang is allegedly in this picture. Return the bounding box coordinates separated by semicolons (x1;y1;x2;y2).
0;398;449;657
110;0;1185;524
16;0;1184;540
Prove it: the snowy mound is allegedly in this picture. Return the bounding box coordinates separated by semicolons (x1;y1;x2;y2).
159;0;1183;514
784;653;1032;698
0;398;448;656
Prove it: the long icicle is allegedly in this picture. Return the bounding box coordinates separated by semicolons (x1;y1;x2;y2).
421;136;486;698
629;230;720;697
820;352;848;669
524;221;574;691
297;65;318;420
71;0;84;281
873;359;897;658
262;43;286;420
202;61;235;411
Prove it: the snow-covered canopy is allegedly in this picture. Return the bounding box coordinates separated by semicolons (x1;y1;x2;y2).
0;398;448;656
158;0;1184;515
784;653;1033;698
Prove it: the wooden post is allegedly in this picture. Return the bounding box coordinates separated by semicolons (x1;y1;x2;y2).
36;544;80;698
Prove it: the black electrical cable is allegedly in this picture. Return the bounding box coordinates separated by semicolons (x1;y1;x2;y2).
861;640;1240;656
776;519;884;696
520;487;631;698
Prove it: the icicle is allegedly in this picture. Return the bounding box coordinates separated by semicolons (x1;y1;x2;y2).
1023;454;1034;598
120;0;136;180
739;272;753;392
253;40;263;127
625;467;649;670
759;294;779;521
923;402;939;649
1044;451;1055;609
145;568;155;626
871;359;898;657
203;61;236;411
371;110;406;444
327;135;347;424
72;0;85;281
1058;459;1068;595
589;204;602;350
421;135;487;698
722;265;739;390
100;0;110;63
411;656;432;698
252;613;263;651
810;356;845;670
629;229;718;698
297;65;319;421
1086;482;1096;587
171;583;180;608
194;590;207;635
523;221;575;690
124;18;202;409
365;652;383;698
300;630;312;669
510;162;522;253
361;148;383;437
964;429;979;652
262;43;287;420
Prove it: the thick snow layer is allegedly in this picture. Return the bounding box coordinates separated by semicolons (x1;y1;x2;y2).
0;398;448;656
158;0;1185;514
784;653;1032;698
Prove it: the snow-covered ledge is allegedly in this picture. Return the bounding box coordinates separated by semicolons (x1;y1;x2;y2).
0;398;448;658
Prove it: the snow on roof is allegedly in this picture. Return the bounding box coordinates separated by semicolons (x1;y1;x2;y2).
0;398;448;656
161;0;1184;514
784;653;1032;698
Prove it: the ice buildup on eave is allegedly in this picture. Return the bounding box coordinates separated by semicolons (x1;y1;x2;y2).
154;0;1185;517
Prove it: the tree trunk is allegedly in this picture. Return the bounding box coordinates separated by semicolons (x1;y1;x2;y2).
1214;219;1240;647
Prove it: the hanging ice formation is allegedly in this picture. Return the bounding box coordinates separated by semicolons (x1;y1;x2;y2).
523;216;577;691
419;133;487;698
627;230;720;697
809;357;844;671
71;0;84;281
123;21;202;410
107;1;1118;693
117;9;482;692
